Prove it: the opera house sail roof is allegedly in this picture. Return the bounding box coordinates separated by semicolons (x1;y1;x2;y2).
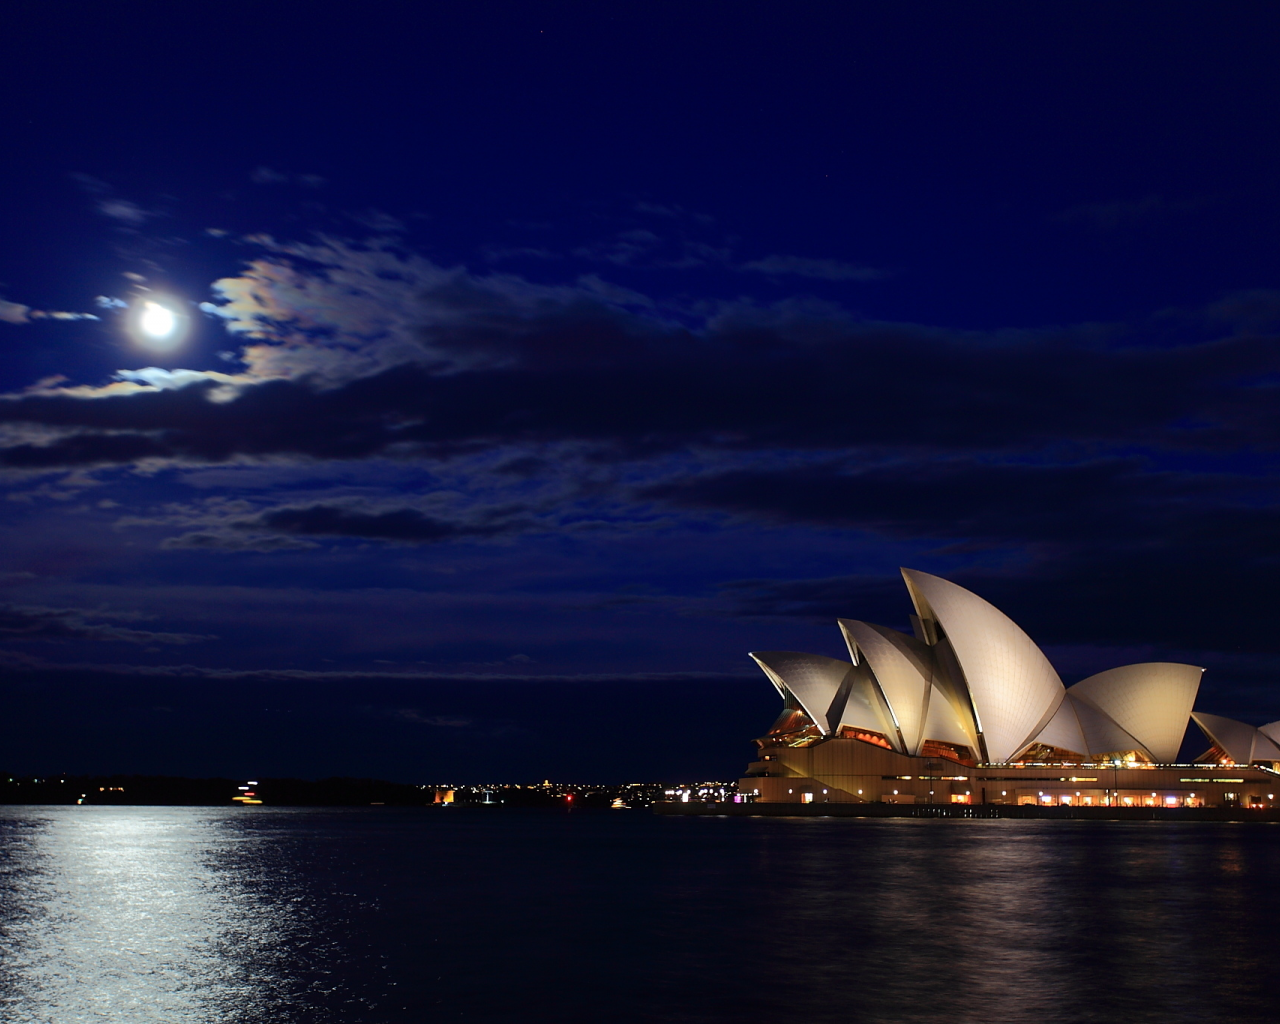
749;568;1275;769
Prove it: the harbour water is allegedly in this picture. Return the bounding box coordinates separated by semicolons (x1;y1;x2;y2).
0;806;1275;1022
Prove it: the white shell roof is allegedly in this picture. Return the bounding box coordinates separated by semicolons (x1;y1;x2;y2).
749;651;851;735
1260;721;1280;747
1191;711;1261;764
901;568;1064;763
835;662;904;750
838;620;933;754
918;682;978;751
1069;663;1201;764
1066;693;1149;759
1254;731;1280;762
1191;712;1280;764
1027;695;1087;757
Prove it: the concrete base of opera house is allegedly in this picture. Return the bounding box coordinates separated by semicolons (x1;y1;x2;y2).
653;801;1280;822
732;732;1280;813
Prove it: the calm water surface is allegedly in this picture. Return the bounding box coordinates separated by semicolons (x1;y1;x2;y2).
0;807;1274;1023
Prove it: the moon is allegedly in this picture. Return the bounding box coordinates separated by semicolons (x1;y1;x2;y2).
130;298;188;350
140;302;176;339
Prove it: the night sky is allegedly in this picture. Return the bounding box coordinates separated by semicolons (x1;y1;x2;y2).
3;4;1280;781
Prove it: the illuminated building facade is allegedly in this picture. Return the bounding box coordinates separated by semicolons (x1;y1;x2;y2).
740;569;1280;809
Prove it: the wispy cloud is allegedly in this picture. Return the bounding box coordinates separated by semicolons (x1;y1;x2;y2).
1054;194;1215;232
69;172;159;225
740;254;887;281
0;300;30;325
96;198;153;225
0;604;215;645
250;165;325;187
0;298;99;324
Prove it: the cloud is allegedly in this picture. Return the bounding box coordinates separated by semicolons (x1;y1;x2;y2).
68;172;158;225
0;298;99;325
1054;195;1216;233
133;491;538;550
652;456;1280;646
250;166;326;187
69;172;112;197
394;709;473;727
97;198;152;224
0;646;754;683
160;531;318;552
347;209;406;233
234;503;519;544
0;300;30;325
0;604;215;645
481;245;558;262
31;311;99;321
0;235;1277;648
1;255;1276;474
250;165;290;183
740;254;886;281
639;458;1279;548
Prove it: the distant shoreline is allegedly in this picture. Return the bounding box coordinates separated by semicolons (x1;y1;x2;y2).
0;774;674;808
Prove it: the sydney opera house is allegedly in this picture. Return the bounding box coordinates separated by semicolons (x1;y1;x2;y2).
740;569;1280;810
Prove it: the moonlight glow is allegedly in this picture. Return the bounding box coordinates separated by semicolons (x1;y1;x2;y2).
129;298;188;350
140;302;176;338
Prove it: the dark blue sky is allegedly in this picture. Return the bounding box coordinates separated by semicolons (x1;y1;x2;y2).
2;3;1279;780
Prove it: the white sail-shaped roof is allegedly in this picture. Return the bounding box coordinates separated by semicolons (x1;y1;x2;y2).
1191;712;1280;764
749;652;851;735
1069;663;1201;764
838;619;933;754
1026;696;1086;757
901;568;1064;763
1191;712;1261;764
834;661;905;751
1025;692;1154;759
1260;721;1280;747
1254;731;1280;762
1068;693;1148;758
918;682;978;751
